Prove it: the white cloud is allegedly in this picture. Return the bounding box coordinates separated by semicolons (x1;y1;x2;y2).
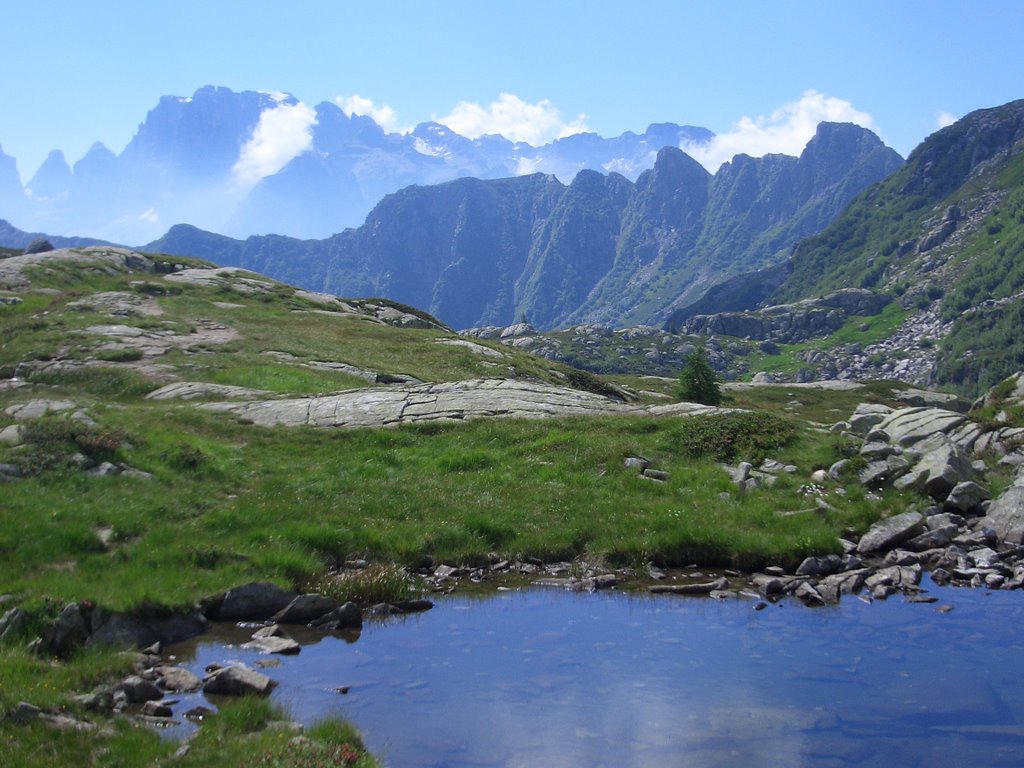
683;90;879;172
436;93;589;146
137;207;159;224
232;101;317;187
336;94;404;133
936;110;958;129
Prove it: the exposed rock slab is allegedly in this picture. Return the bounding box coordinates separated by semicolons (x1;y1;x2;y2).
893;388;971;413
5;399;76;420
201;379;647;428
0;247;157;291
434;338;505;358
67;291;162;318
145;382;273;401
875;407;967;447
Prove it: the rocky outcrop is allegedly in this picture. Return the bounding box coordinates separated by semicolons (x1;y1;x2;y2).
199;378;728;429
681;289;890;344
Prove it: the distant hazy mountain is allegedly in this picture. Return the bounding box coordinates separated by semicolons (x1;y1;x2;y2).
0;219;113;251
145;121;902;330
0;85;712;243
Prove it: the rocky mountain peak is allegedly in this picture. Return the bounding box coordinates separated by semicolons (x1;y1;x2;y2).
900;99;1024;199
26;149;71;200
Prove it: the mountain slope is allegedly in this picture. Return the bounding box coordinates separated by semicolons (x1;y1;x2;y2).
146;122;901;330
761;99;1024;394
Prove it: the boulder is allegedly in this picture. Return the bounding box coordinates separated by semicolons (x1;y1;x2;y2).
943;481;990;513
42;603;90;658
856;511;926;554
985;486;1024;545
795;555;843;578
155;666;202;693
24;237;55;255
893;440;975;499
119;675;163;703
0;607;27;640
858;455;910;488
893;388;971;413
903;525;960;552
309;601;363;630
88;610;207;650
0;424;24;446
216;582;297;621
272;594;340;624
849;403;893;436
203;665;277;696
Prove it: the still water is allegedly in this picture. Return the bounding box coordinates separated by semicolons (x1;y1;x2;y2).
169;579;1024;767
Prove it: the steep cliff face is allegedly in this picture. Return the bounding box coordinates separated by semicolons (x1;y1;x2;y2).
142;122;902;330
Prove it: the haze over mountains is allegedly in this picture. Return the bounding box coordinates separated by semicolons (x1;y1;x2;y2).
0;85;713;243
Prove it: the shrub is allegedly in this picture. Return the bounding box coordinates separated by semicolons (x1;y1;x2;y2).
668;411;798;463
15;419;124;474
675;347;722;405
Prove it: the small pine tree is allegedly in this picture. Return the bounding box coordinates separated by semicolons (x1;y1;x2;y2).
676;346;722;405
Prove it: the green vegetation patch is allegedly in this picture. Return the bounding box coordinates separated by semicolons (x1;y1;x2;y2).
665;411;797;463
747;300;907;377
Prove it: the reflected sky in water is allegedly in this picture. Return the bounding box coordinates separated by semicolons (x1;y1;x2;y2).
170;580;1024;767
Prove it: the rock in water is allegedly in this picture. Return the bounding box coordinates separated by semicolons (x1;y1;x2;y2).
203;665;277;696
216;582;297;621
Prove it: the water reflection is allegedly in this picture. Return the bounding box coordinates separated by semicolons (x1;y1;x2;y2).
168;580;1024;767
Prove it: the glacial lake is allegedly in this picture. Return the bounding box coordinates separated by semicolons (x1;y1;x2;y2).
167;577;1024;767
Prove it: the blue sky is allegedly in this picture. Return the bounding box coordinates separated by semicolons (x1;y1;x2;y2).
2;0;1022;180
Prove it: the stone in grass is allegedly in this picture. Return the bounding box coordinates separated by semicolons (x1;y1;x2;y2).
203;665;277;696
119;675;164;703
41;603;90;659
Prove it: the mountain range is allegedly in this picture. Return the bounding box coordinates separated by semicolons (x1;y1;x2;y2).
0;86;712;243
142;121;901;330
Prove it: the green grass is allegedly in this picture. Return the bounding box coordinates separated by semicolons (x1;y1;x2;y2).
0;404;903;613
0;676;378;768
0;248;936;767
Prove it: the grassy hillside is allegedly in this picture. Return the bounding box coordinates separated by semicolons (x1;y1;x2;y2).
0;247;932;767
